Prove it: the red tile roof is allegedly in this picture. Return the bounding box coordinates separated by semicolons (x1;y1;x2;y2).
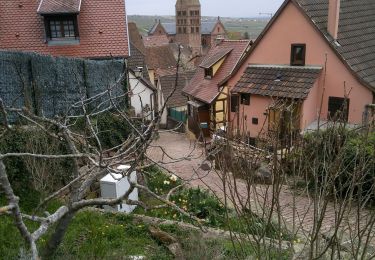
143;35;170;47
145;45;176;70
37;0;81;15
183;40;251;104
0;0;129;58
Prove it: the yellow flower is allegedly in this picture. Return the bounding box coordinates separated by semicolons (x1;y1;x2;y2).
163;180;170;185
170;174;178;182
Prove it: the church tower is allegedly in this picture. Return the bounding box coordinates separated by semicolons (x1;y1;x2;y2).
175;0;202;55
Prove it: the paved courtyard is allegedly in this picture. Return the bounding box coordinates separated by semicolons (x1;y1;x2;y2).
147;131;374;247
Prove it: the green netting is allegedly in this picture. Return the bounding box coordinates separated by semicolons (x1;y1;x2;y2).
0;51;126;122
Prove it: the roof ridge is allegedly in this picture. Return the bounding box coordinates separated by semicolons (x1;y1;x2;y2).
248;64;323;70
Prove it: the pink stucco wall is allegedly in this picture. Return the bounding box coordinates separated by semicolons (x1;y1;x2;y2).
227;1;373;135
231;96;272;137
301;80;321;129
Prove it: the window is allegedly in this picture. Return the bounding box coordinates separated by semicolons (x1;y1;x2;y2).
191;27;194;33
177;11;181;16
182;11;186;16
195;11;199;16
252;118;259;125
183;27;187;34
231;95;239;112
196;27;199;33
202;38;207;46
190;11;194;16
240;93;250;105
178;27;182;33
45;16;78;40
290;44;306;66
328;97;350;121
204;68;213;79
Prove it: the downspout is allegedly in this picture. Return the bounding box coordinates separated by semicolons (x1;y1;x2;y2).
150;91;156;120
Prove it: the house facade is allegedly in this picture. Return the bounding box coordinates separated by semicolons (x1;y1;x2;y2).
182;40;251;139
223;0;375;141
0;0;129;59
128;43;156;120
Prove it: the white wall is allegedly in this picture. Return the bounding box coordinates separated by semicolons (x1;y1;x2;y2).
157;80;168;126
129;71;155;120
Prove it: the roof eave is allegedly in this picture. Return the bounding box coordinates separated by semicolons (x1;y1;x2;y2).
38;11;80;15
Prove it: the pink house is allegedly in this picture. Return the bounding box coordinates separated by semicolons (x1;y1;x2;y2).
223;0;375;141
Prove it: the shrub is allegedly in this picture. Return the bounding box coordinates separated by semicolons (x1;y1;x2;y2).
289;127;375;205
70;111;139;149
0;127;73;210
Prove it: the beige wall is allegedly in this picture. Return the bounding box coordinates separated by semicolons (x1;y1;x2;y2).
213;86;228;130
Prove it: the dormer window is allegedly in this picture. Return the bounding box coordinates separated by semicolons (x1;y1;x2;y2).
290;44;306;66
37;0;81;45
200;48;233;79
204;68;213;79
47;16;78;39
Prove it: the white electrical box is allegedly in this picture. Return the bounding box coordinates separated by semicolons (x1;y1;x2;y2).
100;165;138;213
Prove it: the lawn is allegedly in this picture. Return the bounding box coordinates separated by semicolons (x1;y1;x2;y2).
0;166;293;259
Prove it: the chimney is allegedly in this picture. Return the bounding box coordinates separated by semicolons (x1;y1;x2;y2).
327;0;340;40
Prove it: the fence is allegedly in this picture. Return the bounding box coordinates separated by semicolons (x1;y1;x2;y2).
0;51;127;121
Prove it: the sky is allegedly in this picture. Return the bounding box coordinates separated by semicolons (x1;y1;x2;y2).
126;0;285;18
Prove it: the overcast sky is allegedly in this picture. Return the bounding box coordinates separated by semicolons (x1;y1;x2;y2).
126;0;285;18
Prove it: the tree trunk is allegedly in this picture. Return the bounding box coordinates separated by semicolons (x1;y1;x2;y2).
42;211;75;259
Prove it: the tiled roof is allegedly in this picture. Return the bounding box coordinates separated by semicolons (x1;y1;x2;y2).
128;43;151;82
145;45;176;70
37;0;81;14
199;48;232;69
183;40;251;104
161;23;176;35
0;0;129;58
201;21;217;34
159;70;196;107
143;35;170;47
128;22;146;55
232;65;322;99
294;0;375;90
156;67;178;77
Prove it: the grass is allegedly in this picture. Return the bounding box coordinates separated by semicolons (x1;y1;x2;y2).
137;166;294;241
52;212;172;259
1;166;293;259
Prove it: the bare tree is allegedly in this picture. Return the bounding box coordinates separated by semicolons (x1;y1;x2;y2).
0;46;204;259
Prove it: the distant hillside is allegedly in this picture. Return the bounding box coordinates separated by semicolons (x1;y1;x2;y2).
128;15;270;40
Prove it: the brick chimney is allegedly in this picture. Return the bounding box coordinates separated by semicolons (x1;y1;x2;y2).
327;0;340;40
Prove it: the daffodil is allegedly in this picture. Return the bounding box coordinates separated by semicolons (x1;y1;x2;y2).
170;174;178;182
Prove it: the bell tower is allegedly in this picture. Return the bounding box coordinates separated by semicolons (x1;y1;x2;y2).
175;0;201;55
